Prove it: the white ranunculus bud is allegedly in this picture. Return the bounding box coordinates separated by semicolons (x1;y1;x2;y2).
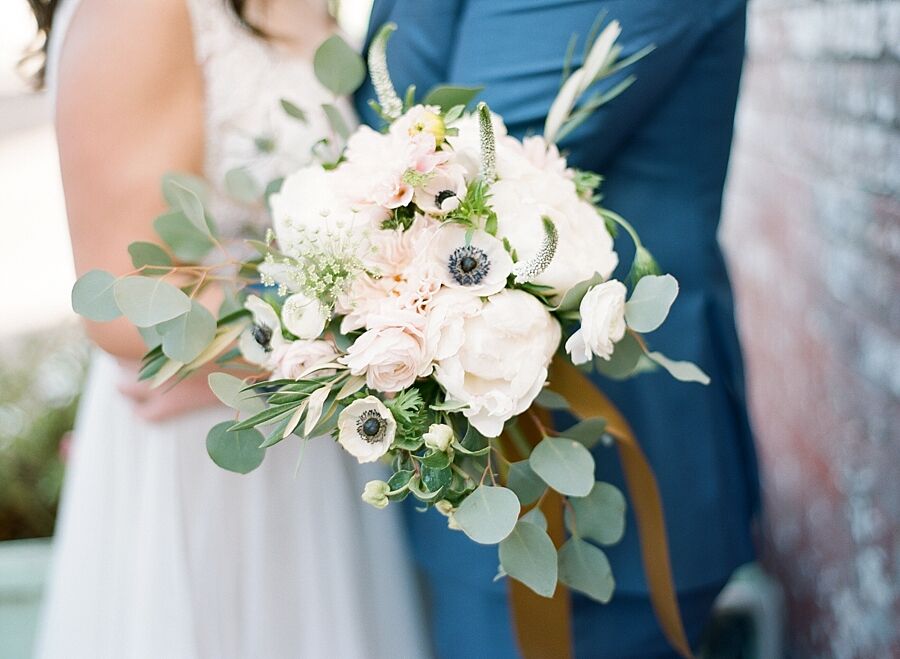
565;280;628;364
281;293;327;340
362;480;391;509
434;499;456;517
423;423;454;453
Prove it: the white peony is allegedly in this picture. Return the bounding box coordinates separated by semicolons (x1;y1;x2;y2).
281;293;327;339
271;339;338;380
338;396;396;463
434;289;561;437
269;166;361;258
491;175;618;299
565;280;628;364
429;225;513;297
238;295;285;367
341;310;433;393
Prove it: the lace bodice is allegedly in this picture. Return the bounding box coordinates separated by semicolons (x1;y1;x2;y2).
49;0;351;237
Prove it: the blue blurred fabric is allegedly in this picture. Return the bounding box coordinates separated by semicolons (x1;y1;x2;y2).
356;2;759;657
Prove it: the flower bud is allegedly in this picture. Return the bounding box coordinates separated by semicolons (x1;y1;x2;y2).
434;499;456;517
409;111;446;144
423;423;454;453
361;480;391;509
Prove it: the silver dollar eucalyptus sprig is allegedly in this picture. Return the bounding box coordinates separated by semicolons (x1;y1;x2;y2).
513;217;559;283
368;23;403;120
477;102;497;183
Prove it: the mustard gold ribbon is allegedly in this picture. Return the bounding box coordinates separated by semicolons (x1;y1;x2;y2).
506;361;694;659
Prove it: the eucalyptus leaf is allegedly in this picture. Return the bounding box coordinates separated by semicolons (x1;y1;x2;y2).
113;276;191;328
71;269;121;321
507;460;546;506
161;171;209;206
128;242;172;269
557;538;615;603
499;521;558;597
280;98;308;122
554;273;605;312
206;421;266;474
154;210;214;262
164;180;210;236
646;351;711;385
422;85;484;112
521;507;548;531
138;326;162;350
208;372;265;415
157;300;217;363
534;389;570;411
313;35;366;96
224;167;260;204
560;418;607;449
529;437;595;497
594;331;643;380
454;485;520;545
624;274;678;333
322;103;350;140
567;482;626;546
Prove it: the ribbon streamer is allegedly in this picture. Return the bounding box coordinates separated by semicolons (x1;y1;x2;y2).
507;360;694;659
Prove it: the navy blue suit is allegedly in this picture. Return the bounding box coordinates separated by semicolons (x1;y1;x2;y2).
356;2;759;657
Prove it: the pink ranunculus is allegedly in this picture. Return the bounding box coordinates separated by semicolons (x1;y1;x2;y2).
271;339;339;380
341;310;434;393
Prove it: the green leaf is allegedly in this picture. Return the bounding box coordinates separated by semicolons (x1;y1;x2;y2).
557;538;615;603
499;521;558;597
554;273;605;312
154;210;214;262
161;172;209;206
113;276;191;328
454;485;520;545
624;274;678;333
224;167;259;204
128;242;172;269
646;351;711;385
529;437;595;497
313;34;366;96
534;389;570;411
420;450;451;470
280;98;308;122
422;85;484;112
71;269;121;321
322;103;350;140
421;465;452;492
560;418;607;449
164;180;210;236
206;421;266;474
567;482;626;546
521;507;548;531
157;300;217;362
507;460;546;506
594;331;643;380
138;325;162;349
208;373;266;416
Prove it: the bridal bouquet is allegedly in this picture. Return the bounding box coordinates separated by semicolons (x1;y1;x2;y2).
71;22;706;604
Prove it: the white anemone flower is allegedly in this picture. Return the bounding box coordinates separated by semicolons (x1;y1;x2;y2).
239;295;285;366
430;225;513;297
337;396;397;463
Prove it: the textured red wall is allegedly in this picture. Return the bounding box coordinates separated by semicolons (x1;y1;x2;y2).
721;0;900;656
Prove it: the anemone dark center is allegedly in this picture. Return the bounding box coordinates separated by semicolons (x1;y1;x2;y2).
448;244;491;286
356;409;388;444
435;189;456;209
251;324;273;352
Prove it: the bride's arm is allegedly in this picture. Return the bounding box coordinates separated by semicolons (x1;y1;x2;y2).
55;0;204;360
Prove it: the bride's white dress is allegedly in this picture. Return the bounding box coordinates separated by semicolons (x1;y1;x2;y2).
38;2;431;658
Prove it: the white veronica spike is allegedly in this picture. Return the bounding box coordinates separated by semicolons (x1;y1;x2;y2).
368;23;403;120
477;102;497;182
544;20;622;143
513;217;559;284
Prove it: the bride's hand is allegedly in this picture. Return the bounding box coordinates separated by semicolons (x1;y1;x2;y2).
117;361;222;422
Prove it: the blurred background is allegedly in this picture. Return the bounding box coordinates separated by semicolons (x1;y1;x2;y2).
0;1;897;657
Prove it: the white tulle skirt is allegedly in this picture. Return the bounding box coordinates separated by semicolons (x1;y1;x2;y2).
36;352;431;659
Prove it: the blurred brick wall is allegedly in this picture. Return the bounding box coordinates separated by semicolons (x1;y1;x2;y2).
720;0;900;656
